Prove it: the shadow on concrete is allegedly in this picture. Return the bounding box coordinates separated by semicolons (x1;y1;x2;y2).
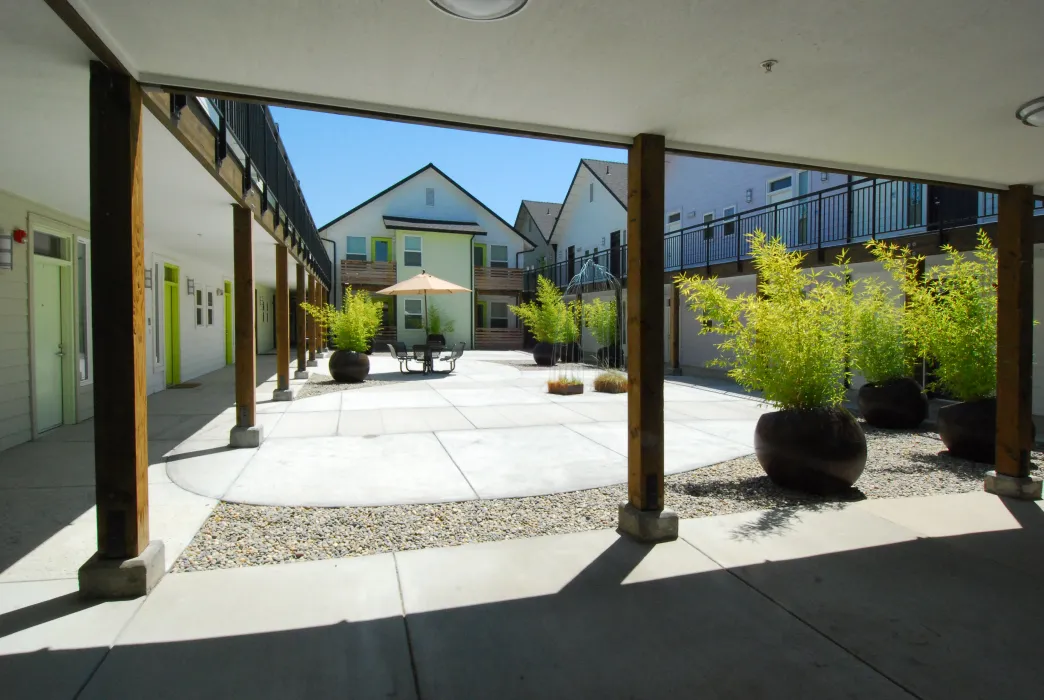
4;511;1044;699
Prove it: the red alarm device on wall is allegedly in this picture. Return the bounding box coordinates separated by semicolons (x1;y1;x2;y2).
12;228;27;244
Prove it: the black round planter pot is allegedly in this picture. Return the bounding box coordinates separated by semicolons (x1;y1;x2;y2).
557;342;583;363
596;344;623;369
755;408;867;494
937;398;996;463
328;350;370;383
858;377;929;429
533;342;557;367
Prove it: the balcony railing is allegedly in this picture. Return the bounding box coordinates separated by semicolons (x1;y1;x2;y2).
193;97;333;288
341;259;396;288
474;266;523;292
475;327;524;349
525;179;1044;292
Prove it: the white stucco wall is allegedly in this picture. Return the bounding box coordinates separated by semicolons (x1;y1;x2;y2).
677;273;757;377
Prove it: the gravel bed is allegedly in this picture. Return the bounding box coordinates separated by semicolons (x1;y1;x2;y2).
172;426;1044;572
295;373;398;399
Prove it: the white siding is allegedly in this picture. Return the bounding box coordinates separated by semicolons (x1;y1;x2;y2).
550;167;627;266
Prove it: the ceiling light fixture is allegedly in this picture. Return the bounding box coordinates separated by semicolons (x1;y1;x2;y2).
1015;97;1044;127
429;0;528;21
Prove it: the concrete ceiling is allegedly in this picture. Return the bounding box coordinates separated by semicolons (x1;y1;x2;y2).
64;0;1044;193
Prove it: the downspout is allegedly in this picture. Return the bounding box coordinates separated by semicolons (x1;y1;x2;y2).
470;235;476;349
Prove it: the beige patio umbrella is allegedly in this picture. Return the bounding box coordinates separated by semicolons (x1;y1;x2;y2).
375;270;471;334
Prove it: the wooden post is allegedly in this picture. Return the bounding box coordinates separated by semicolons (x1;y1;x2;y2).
273;244;291;400
80;62;163;597
619;133;677;541
229;205;261;447
307;274;317;366
669;283;680;374
990;184;1039;498
295;263;308;377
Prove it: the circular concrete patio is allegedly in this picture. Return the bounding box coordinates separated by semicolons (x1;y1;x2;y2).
165;351;769;507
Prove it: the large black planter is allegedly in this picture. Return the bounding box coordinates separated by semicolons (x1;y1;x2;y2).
596;344;623;369
328;350;370;383
755;408;867;494
557;342;583;363
858;377;928;429
533;342;557;367
937;398;996;463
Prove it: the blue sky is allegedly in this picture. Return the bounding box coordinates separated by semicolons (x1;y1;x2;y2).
270;107;625;228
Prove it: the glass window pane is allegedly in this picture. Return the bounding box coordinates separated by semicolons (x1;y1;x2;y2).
769;176;792;192
405;299;422;314
404;251;422;267
703;212;714;224
346;236;367;260
77;241;90;382
34;231;64;259
490;245;508;263
405;236;421;251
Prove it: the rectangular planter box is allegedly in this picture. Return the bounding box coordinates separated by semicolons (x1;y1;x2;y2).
548;383;584;396
594;384;626;394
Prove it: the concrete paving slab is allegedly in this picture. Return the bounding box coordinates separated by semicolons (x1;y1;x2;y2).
223;434;478;506
0;494;95;583
284;391;342;413
433;386;544;407
396;530;910;700
436;425;626;499
165;445;258;499
254;399;294;414
673;418;759;449
266;410;341;439
456;402;593;428
79;557;415;700
378;407;475;433
0;441;96;489
567;421;752;474
337;409;386;436
664;399;770;420
0;579;143;700
690;506;1044;700
340;389;449;410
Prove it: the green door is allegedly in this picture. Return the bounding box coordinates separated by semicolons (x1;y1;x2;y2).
372;237;393;263
33;261;64;432
224;280;233;365
163;264;180;386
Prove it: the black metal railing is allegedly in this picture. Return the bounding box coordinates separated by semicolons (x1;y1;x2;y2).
525;179;1043;292
189;96;332;288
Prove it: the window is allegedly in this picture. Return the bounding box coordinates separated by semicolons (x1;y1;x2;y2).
207;288;215;326
703;212;715;240
667;211;682;233
723;206;737;236
490;302;508;329
34;231;65;259
473;244;485;267
490;245;508;268
589;183;594;202
345;236;367;261
195;289;204;327
425;188;435;206
404;236;422;266
76;239;91;384
404;298;423;329
769;175;793;193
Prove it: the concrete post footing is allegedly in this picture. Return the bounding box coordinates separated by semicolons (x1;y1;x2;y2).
272;389;294;402
617;503;679;542
78;540;165;599
294;370;310;380
306;360;318;367
984;471;1043;500
229;425;264;449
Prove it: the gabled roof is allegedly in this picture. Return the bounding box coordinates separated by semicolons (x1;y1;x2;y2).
547;158;628;243
516;200;562;243
319;163;538;248
383;216;486;236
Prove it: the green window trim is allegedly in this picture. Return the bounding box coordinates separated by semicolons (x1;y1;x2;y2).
371;236;393;263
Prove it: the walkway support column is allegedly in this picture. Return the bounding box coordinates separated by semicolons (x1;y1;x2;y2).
273;244;292;401
307;274;318;367
229;205;262;448
988;184;1041;499
619;133;677;542
294;263;309;379
316;281;327;358
79;61;164;598
669;283;681;375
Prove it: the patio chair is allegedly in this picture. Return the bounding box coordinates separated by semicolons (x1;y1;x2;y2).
435;342;466;374
412;344;433;374
387;343;418;374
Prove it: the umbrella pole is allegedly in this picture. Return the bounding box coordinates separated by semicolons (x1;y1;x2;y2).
424;292;428;336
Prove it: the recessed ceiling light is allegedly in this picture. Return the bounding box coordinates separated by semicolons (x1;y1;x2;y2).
1015;97;1044;127
429;0;528;21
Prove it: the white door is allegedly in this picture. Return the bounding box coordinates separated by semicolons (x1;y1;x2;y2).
33;262;64;432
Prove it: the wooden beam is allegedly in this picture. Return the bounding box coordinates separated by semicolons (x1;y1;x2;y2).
296;264;308;373
995;185;1034;477
275;244;290;395
88;61;149;560
669;283;680;373
233;205;257;430
626;134;666;512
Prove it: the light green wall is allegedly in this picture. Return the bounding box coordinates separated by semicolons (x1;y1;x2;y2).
393;229;473;348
